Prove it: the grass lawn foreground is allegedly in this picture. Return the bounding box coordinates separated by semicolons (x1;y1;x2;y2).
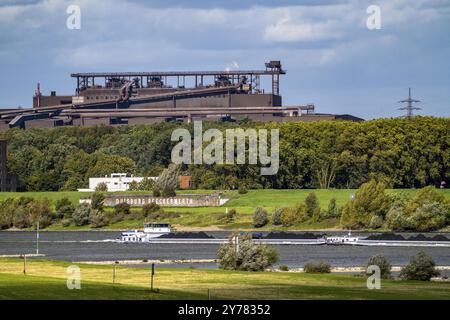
0;259;449;300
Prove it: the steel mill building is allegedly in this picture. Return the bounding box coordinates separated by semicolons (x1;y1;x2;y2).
0;61;363;130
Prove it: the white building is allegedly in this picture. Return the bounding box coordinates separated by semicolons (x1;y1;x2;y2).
77;173;156;192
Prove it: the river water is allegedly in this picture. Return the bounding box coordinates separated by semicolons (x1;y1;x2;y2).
1;231;449;270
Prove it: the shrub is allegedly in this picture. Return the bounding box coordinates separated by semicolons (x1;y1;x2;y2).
72;203;92;226
217;235;278;271
142;202;161;216
95;182;108;192
253;207;269;228
341;180;391;229
272;208;285;226
407;202;448;231
91;193;104;212
61;218;72;227
369;215;383;229
114;202;131;215
27;198;53;229
55;197;75;219
89;210;109;228
304;260;331;273
367;255;391;279
13;208;29;229
161;187;176;197
0;199;15;229
278;265;289;272
400;251;439;281
128;180;140;191
305;192;320;219
110;213;125;224
220;208;237;224
139;177;155;191
238;185;248;194
327;198;339;218
152;189;161;197
384;203;409;231
280;204;308;227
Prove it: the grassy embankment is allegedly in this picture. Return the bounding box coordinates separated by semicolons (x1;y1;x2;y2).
0;258;449;300
1;189;449;231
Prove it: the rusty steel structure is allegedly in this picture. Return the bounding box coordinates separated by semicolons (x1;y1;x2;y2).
0;60;363;130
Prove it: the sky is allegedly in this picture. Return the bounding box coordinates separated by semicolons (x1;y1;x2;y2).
0;0;449;119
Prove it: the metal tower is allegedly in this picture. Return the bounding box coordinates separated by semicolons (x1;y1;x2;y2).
398;87;421;117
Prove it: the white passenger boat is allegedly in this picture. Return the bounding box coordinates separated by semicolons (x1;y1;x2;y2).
120;223;171;243
324;232;359;245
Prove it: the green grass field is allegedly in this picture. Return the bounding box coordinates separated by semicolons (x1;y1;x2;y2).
2;189;450;231
0;259;449;300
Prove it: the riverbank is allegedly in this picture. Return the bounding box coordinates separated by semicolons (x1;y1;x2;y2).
1;189;449;232
0;258;449;300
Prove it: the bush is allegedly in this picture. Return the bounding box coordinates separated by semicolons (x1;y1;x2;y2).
278;265;289;272
152;189;161;197
400;251;439;281
13;208;29;229
341;180;391;228
89;210;109;228
146;211;179;220
142;202;161;216
305;192;320;219
407;202;448;231
128;180;140;191
91;193;104;212
327;198;339;218
55;197;75;219
61;218;72;227
238;185;248;194
114;202;131;215
139;177;155;191
110;213;125;224
367;255;391;279
219;208;237;224
161;187;176;197
72;203;92;226
272;208;285;226
27;198;53;229
369;215;383;229
0;199;15;229
217;235;278;271
253;207;269;228
304;260;331;273
280;204;308;227
385;203;410;231
95;182;108;192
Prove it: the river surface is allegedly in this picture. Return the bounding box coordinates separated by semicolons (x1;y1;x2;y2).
1;231;449;270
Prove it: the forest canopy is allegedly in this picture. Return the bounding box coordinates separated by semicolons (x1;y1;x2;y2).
0;117;448;191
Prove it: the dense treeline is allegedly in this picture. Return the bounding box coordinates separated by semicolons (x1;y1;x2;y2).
0;117;448;191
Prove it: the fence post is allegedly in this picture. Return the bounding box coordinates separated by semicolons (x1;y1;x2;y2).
151;263;155;291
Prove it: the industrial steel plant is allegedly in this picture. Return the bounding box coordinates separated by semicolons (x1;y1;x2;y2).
0;60;362;129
